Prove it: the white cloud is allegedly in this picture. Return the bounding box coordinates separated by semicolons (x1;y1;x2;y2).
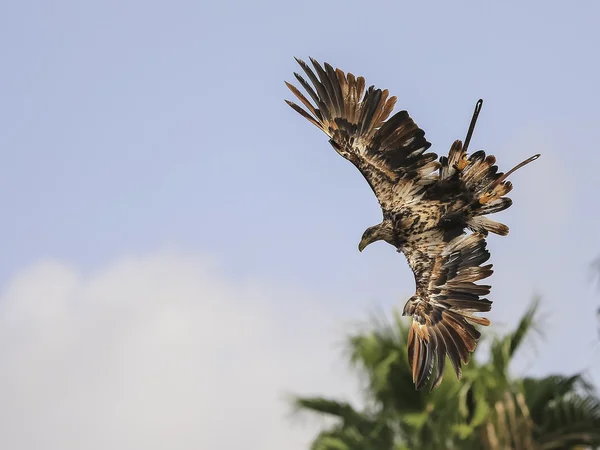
0;252;359;450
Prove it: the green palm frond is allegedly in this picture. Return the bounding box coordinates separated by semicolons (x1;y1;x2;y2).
508;296;544;358
523;374;595;423
292;397;363;422
533;389;600;449
343;309;426;413
309;420;395;450
490;296;543;381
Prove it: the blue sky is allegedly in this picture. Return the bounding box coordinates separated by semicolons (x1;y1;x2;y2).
1;0;600;448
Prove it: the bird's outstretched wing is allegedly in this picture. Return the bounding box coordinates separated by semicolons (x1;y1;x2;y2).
285;57;439;213
431;131;540;237
401;232;493;390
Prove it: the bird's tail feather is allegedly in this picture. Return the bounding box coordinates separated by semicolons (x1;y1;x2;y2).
408;309;489;391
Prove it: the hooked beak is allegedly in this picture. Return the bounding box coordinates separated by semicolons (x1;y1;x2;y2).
358;239;368;253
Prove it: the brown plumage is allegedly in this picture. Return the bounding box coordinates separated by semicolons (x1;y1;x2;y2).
285;57;539;390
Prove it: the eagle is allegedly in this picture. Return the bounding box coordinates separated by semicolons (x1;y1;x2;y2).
285;57;539;391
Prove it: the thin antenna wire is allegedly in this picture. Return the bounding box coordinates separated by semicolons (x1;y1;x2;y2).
463;99;484;154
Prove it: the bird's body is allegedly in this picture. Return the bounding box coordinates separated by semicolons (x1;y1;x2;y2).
285;57;539;390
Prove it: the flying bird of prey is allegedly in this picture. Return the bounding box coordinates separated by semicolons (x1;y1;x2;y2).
285;57;539;390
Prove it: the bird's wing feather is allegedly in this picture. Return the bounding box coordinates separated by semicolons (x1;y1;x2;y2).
285;57;439;213
401;232;493;390
435;139;540;236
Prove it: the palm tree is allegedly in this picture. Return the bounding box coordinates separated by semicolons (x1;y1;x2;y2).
292;298;600;449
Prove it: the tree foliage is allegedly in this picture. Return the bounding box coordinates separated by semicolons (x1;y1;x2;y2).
293;298;600;449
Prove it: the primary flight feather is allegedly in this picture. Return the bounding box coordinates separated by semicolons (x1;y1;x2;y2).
285;57;540;390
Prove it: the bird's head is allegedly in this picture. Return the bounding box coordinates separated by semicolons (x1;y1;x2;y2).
358;222;394;252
